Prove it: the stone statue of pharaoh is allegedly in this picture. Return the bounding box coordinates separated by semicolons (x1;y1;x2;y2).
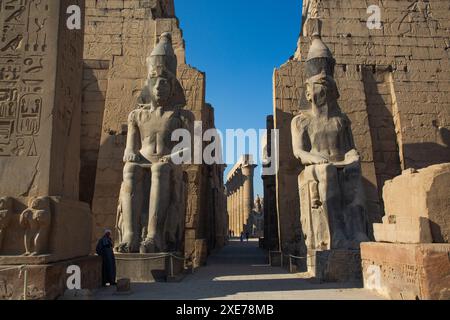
254;195;262;214
291;36;370;251
116;33;192;254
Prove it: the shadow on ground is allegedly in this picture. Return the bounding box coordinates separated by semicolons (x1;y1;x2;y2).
95;239;383;300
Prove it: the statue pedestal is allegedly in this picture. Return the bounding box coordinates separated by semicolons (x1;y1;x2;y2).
307;249;363;283
115;253;185;283
0;198;102;300
0;255;101;300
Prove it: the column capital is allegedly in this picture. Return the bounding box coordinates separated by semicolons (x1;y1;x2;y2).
241;164;257;177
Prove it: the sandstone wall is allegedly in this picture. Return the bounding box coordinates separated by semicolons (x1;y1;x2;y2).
274;0;450;254
374;163;450;244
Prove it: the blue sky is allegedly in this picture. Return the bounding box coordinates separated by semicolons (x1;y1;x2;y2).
175;0;303;197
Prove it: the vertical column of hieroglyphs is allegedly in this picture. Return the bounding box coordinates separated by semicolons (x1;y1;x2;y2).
0;0;54;197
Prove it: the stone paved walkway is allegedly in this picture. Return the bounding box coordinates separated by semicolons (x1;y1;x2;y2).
94;239;385;300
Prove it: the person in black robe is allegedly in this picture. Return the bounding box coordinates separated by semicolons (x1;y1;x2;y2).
96;230;117;287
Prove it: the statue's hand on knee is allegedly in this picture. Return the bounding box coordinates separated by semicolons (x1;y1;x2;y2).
123;151;140;163
308;154;329;165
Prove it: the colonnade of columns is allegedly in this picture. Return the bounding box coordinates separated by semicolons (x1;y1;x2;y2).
225;155;257;237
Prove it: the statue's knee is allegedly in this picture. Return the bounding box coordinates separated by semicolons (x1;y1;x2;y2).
124;163;141;178
300;166;316;185
151;163;172;179
320;164;337;179
124;162;137;173
123;163;142;188
345;163;362;176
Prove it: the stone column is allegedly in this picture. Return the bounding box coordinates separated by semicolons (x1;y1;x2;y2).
238;179;243;234
231;186;236;234
239;184;244;234
235;189;239;234
236;188;239;234
227;193;231;234
231;191;236;235
236;186;240;234
231;192;234;236
242;163;256;232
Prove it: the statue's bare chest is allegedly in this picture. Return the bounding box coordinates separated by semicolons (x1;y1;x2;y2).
135;109;182;138
308;117;344;144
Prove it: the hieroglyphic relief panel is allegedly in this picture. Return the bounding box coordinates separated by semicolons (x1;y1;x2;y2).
178;64;205;114
0;0;50;158
391;0;440;37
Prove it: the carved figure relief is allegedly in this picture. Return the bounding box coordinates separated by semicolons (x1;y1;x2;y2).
19;197;51;256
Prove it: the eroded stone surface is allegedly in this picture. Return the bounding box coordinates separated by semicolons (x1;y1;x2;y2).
374;163;450;244
361;242;450;300
0;255;101;300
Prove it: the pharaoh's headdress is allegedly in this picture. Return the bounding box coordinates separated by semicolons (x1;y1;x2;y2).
148;32;178;77
305;33;335;79
299;34;340;110
141;32;186;108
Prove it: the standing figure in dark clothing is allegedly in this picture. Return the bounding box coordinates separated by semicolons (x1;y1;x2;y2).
96;230;117;287
245;232;250;242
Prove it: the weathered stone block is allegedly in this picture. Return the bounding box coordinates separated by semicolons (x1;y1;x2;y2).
194;240;208;268
361;242;450;300
374;164;450;244
115;253;184;283
307;249;363;283
0;256;101;300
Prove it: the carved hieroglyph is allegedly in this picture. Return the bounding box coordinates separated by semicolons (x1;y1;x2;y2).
116;33;192;254
0;0;48;159
291;36;370;250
